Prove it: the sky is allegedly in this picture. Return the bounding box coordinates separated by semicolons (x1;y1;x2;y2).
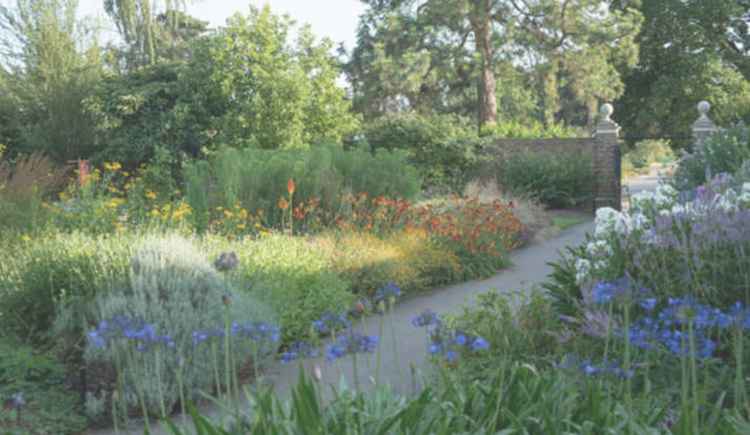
76;0;367;50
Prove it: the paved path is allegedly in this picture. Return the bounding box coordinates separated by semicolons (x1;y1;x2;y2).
91;177;658;434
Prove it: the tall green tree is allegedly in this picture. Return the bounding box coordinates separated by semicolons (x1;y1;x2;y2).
0;0;102;161
615;0;750;148
348;0;641;129
103;0;198;69
86;5;359;163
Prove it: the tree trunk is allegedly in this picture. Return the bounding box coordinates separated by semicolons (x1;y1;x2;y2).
542;56;560;127
471;0;497;129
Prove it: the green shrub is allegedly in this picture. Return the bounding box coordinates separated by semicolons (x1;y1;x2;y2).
0;232;132;347
623;139;675;175
183;144;421;231
493;150;594;208
0;337;87;434
673;124;750;191
83;235;276;416
232;234;354;342
445;289;563;373
361;113;479;190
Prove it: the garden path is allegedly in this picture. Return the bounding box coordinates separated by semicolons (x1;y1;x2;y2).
91;177;660;435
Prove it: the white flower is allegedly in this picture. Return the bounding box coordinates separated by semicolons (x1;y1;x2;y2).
594;207;625;238
593;260;608;270
653;192;673;208
671;204;685;215
586;240;613;258
742;182;750;194
575;258;591;284
656;184;678;198
659;209;670;217
629;212;648;232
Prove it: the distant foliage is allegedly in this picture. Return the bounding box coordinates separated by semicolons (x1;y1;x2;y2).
672;124;750;192
480;120;585;139
492;150;595;208
362;113;478;189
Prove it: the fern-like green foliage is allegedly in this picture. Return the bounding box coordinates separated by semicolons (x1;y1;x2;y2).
183;144;421;231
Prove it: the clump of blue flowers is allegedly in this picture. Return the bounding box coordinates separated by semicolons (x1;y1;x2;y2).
626;297;750;359
87;315;175;352
326;331;380;362
420;319;490;363
411;309;440;328
313;312;351;335
280;341;320;364
375;282;402;304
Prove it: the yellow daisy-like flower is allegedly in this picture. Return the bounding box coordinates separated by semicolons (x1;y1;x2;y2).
104;162;122;171
21;234;31;242
223;209;234;218
145;190;157;200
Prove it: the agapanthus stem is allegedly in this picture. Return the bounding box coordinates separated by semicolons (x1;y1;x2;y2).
352;354;360;394
154;347;167;419
735;327;746;412
375;310;385;385
389;300;403;387
688;321;699;434
624;303;631;404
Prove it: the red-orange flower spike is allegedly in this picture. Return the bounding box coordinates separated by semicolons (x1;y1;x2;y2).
287;178;296;195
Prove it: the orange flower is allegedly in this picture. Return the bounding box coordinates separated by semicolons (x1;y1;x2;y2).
287;178;296;195
278;198;289;210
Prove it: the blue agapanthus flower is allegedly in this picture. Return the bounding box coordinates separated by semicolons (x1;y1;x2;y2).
313;312;351;335
325;332;379;362
411;309;440;328
470;336;490;351
374;282;402;303
280;341;319;364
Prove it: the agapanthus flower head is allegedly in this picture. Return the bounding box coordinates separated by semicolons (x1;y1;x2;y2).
214;251;239;272
470;336;490;351
313;312;351;335
411;309;440;328
280;341;319;363
233;321;281;343
374;282;401;303
325;331;379;362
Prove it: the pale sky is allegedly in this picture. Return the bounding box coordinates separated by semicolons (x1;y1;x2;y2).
76;0;367;50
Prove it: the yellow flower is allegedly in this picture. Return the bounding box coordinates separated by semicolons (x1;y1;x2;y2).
21;235;31;242
237;223;246;230
223;209;234;218
58;191;70;201
122;171;130;177
145;190;157;200
150;209;160;217
106;198;124;209
108;186;120;194
103;162;121;171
